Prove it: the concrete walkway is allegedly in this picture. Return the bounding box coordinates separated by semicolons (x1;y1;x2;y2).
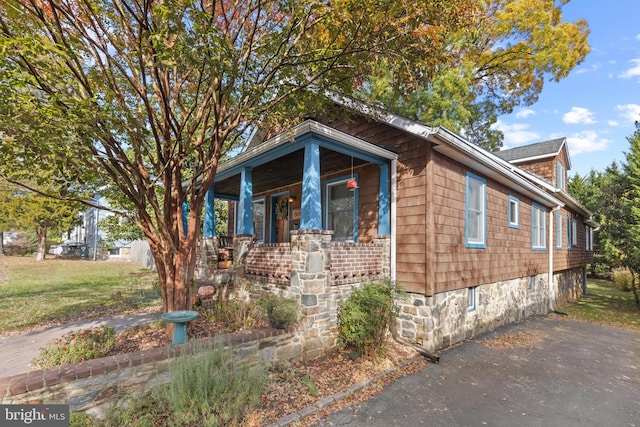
312;317;640;427
0;310;162;378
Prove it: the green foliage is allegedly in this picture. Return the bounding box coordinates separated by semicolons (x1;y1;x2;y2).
561;279;640;329
612;269;634;292
338;280;403;358
259;295;300;329
33;325;116;368
202;298;262;332
107;345;266;427
69;411;100;427
360;0;590;150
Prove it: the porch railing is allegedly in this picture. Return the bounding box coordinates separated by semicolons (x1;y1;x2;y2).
245;243;292;286
329;241;385;286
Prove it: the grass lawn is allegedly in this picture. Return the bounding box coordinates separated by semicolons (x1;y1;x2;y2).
560;278;640;330
0;256;161;334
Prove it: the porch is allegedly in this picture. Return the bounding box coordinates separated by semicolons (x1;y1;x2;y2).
194;120;398;292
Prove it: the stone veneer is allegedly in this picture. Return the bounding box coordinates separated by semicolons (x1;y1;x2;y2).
395;267;585;352
245;230;391;361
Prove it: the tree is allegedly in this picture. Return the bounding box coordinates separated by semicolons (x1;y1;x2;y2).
360;0;590;150
0;0;480;326
0;181;82;260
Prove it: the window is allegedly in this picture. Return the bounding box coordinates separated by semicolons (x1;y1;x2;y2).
467;287;476;312
466;172;486;248
508;196;519;228
566;216;571;250
326;178;357;242
528;276;536;292
572;219;578;246
531;204;546;250
109;248;120;256
555;211;563;249
586;226;593;251
556;161;566;191
253;198;265;243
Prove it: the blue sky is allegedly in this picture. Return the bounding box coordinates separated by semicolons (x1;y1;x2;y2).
494;1;640;177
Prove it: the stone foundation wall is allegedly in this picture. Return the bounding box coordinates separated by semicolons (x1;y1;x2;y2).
396;267;585;352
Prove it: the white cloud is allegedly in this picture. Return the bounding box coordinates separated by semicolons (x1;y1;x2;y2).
515;108;535;119
566;131;612;156
636;34;640;41
616;104;640;122
492;120;540;148
608;120;620;127
563;107;597;125
619;58;640;79
575;63;601;74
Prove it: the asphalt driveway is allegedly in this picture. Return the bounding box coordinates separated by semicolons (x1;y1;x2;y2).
314;316;640;426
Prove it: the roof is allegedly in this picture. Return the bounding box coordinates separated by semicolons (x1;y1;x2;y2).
495;138;571;169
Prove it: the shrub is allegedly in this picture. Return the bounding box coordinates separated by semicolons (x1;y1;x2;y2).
107;344;266;427
33;325;116;368
612;269;635;292
338;279;403;358
260;295;299;329
202;298;262;332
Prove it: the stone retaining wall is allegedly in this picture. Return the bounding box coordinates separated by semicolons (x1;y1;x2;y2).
395;267;585;352
0;327;299;420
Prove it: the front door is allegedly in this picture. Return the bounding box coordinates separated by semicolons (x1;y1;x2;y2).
273;195;290;243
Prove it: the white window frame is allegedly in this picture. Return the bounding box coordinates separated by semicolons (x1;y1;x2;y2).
324;176;358;242
586;226;593;251
252;197;266;243
555;210;563;249
508;195;519;229
467;287;476;312
531;203;546;250
557;161;566;191
465;172;486;248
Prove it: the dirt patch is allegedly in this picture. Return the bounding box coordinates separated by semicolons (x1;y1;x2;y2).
479;330;546;350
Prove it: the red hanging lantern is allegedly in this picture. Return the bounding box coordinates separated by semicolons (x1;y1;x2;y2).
346;177;359;190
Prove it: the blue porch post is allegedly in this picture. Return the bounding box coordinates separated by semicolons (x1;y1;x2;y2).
203;187;216;238
237;167;254;235
378;163;390;235
182;201;188;236
300;141;322;230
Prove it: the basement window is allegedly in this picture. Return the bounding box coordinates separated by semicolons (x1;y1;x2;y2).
467;287;476;312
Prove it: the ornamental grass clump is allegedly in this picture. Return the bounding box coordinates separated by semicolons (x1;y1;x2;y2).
33;325;116;368
338;279;404;358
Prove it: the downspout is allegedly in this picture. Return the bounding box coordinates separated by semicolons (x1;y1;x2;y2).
391;159;397;282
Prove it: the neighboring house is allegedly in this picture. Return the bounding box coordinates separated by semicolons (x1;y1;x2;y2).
191;101;597;357
66;197;133;261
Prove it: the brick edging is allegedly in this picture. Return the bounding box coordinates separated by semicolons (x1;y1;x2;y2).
0;327;294;398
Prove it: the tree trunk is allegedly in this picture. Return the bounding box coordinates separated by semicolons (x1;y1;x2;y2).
0;232;4;256
35;227;47;261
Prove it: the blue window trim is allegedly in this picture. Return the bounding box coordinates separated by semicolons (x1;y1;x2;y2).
566;215;571;251
555;210;563;249
531;203;547;250
467;287;476;312
508;195;520;229
465;172;487;248
323;174;359;242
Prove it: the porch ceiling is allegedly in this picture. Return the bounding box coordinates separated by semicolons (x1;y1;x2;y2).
214;148;367;197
